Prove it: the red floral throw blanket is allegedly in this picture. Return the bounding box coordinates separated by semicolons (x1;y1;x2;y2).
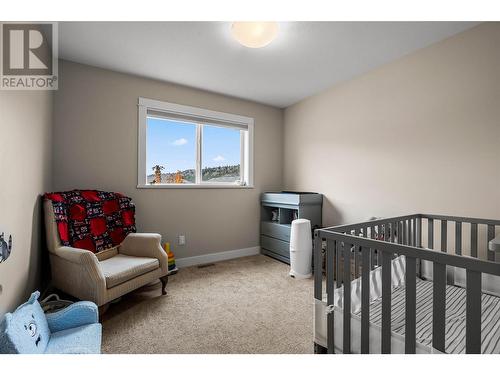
45;190;136;253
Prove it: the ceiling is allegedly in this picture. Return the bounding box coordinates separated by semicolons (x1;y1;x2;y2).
59;22;478;108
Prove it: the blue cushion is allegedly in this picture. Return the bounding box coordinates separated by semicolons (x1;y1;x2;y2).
45;323;102;354
46;301;99;332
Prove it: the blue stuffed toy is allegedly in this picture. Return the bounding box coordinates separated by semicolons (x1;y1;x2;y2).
0;291;102;354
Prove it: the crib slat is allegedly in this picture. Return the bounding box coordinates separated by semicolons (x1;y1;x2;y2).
406;220;410;246
343;242;351;354
416;218;422;277
400;220;404;246
393;222;398;243
314;233;322;300
408;219;412;245
326;240;335;354
441;220;447;252
432;262;446;353
488;225;495;261
370;225;376;268
428;218;434;249
402;221;406;245
381;251;392;353
372;225;379;267
440;220;452;285
336;240;342;287
471;223;478;258
411;219;417;246
466;269;482;354
416;217;422;248
405;256;417;354
409;219;413;246
406;219;410;245
361;247;370;354
354;243;360;278
358;246;362;277
455;222;462;256
406;219;413;246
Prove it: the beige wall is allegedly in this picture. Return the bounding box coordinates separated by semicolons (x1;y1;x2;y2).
284;23;500;228
53;60;283;259
0;91;52;315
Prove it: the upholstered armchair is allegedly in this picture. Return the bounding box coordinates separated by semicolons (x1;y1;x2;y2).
43;191;168;310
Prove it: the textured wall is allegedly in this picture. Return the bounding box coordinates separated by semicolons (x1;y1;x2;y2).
0;91;52;315
284;23;500;230
53;60;283;259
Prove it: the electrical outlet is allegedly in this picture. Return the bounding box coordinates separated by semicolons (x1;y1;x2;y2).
178;235;186;246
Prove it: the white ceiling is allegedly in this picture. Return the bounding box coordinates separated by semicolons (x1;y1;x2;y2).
59;22;478;108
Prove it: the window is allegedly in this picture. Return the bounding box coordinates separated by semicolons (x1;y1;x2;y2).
138;97;254;188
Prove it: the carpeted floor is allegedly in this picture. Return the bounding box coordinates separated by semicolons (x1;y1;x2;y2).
101;255;314;353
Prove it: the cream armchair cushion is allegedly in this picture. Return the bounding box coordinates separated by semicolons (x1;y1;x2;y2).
44;199;168;307
100;255;159;288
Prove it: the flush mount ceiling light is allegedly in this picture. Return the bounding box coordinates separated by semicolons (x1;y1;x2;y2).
231;22;279;48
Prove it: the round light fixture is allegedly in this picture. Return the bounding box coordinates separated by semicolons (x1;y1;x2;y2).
231;22;279;48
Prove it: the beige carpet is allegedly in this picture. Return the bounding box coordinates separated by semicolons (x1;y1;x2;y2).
101;255;314;354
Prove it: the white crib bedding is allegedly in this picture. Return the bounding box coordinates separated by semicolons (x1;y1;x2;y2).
314;257;500;354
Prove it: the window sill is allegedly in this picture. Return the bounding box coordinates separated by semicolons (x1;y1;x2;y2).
137;184;254;189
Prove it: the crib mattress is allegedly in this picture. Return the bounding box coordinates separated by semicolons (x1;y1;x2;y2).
314;277;500;354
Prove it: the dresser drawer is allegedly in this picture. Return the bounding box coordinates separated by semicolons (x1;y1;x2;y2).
261;235;290;258
260;221;291;242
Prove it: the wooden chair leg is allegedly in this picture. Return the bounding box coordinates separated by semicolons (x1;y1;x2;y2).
98;303;110;317
160;276;168;296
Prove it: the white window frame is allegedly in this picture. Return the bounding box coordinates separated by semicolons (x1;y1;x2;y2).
137;97;254;189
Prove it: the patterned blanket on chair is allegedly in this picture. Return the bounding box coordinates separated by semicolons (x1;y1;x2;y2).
45;190;136;253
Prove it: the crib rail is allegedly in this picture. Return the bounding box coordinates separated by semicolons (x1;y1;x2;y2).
422;214;500;261
315;213;500;354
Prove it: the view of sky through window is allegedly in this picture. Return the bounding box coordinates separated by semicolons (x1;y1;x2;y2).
147;117;196;173
146;117;242;184
202;124;241;183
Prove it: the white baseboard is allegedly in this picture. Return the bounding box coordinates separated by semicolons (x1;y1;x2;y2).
175;246;261;268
